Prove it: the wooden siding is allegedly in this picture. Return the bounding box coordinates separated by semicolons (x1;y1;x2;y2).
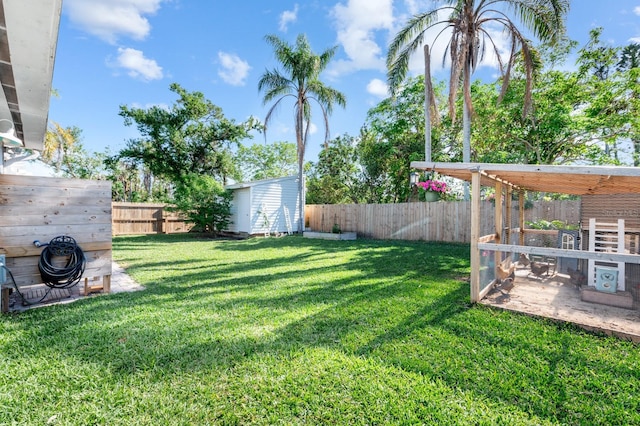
250;177;299;234
0;175;112;288
225;176;299;235
306;200;581;243
580;194;640;255
581;194;640;229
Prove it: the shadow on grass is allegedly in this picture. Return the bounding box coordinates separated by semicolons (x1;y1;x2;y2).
4;234;638;424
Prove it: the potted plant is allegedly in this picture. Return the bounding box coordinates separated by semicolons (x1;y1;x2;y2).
332;223;342;234
416;172;447;201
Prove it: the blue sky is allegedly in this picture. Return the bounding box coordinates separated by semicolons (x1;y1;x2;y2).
49;1;640;165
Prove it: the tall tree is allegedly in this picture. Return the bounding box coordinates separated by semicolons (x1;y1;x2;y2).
42;122;106;179
577;28;625;161
387;0;569;198
359;76;449;203
258;33;346;232
471;71;610;165
471;30;636;167
617;43;640;71
234;141;297;182
43;122;80;172
617;43;640;165
306;134;360;204
118;83;259;186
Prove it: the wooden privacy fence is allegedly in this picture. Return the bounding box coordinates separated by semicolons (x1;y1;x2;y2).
112;200;580;241
112;202;192;235
306;200;581;244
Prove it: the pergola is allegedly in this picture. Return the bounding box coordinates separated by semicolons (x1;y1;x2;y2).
411;161;640;303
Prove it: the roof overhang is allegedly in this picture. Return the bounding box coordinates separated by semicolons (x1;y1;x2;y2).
0;0;62;151
411;162;640;196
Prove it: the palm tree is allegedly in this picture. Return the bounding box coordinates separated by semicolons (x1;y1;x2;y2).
43;121;79;173
259;34;346;232
387;0;569;197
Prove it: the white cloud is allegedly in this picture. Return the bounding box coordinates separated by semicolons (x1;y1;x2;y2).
279;4;299;32
329;0;394;76
403;0;426;16
115;47;163;81
65;0;164;44
130;102;170;111
367;78;389;98
307;122;318;135
217;52;251;86
631;6;640;42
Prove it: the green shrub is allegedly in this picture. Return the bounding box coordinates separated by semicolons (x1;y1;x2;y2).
171;174;232;234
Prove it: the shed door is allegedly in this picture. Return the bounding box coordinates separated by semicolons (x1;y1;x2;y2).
236;189;251;233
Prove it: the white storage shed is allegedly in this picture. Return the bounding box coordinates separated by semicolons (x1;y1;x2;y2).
225;175;301;236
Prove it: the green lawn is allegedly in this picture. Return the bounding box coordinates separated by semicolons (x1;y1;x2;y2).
1;234;638;425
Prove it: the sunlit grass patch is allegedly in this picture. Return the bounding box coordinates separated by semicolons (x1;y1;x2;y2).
0;234;637;425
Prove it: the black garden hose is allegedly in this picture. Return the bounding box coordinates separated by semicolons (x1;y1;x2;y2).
37;236;86;289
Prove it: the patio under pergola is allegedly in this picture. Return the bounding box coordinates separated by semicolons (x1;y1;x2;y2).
411;161;640;342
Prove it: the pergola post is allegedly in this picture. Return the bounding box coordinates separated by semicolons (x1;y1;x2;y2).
470;170;481;303
505;186;512;244
519;191;525;246
494;180;503;269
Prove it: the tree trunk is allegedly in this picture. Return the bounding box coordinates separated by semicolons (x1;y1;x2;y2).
297;156;304;233
463;93;471;200
296;100;305;233
424;44;432;163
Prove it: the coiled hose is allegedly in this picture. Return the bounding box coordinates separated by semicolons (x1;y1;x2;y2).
1;236;87;309
38;236;86;289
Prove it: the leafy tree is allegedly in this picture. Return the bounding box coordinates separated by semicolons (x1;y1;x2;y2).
43;122;107;179
306;134;360;204
618;43;640;70
258;34;346;232
104;155;142;202
105;155;171;202
616;42;640;165
62;146;108;180
359;76;450;203
386;0;569;197
234;141;297;182
471;30;635;167
171;174;233;234
118;83;259;186
117;83;254;230
472;72;609;165
43;122;80;173
575;29;640;165
577;28;626;161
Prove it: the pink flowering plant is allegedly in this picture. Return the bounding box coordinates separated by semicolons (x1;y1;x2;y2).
416;173;447;194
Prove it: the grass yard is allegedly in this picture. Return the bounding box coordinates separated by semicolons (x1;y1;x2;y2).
1;234;639;425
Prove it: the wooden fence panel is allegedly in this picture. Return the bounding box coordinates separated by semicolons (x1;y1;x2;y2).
0;175;112;291
112;202;193;235
112;199;580;241
306;200;581;244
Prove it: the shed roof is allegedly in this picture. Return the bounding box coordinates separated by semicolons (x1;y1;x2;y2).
225;175;297;190
411;162;640;196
